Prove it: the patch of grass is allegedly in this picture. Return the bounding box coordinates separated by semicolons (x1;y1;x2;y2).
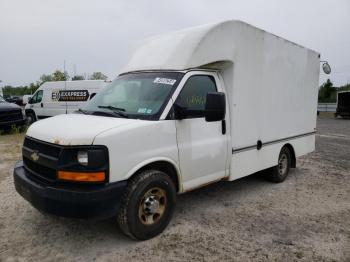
0;124;28;136
11;124;21;134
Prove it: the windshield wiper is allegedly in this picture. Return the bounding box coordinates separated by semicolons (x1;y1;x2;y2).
77;108;90;114
97;105;129;118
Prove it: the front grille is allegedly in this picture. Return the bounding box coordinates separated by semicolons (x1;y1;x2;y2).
23;137;61;158
0;110;22;122
23;157;57;182
23;137;62;183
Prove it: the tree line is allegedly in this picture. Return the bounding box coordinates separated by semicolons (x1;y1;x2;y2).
2;70;108;96
318;79;350;103
2;74;350;102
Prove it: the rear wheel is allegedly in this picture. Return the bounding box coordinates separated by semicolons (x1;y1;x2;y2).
117;170;176;240
265;146;291;183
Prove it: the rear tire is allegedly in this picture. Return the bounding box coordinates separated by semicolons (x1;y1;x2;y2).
265;146;291;183
117;170;176;240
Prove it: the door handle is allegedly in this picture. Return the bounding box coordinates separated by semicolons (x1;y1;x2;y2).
41;103;43;108
221;120;226;135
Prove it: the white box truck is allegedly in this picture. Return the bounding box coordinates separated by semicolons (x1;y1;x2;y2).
25;80;108;123
14;20;320;240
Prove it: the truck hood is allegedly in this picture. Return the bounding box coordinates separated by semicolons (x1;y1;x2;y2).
0;101;21;110
26;114;137;145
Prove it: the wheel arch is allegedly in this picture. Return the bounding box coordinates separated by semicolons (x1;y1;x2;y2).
25;108;37;120
282;143;296;168
125;158;182;192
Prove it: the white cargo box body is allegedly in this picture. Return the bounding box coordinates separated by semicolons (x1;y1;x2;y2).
123;20;319;179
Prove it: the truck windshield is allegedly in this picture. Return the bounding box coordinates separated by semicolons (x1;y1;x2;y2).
81;72;184;120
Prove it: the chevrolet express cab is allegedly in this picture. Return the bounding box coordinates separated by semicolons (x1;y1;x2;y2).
25;80;108;123
14;21;320;240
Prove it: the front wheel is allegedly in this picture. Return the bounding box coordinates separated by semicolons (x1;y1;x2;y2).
117;170;176;240
265;146;292;183
26;112;36;125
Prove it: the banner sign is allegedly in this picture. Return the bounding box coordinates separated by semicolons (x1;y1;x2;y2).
52;90;90;102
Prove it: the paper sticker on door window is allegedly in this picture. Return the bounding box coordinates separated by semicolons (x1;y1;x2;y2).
153;78;176;85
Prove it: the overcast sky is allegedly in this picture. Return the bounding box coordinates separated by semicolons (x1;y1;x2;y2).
0;0;349;87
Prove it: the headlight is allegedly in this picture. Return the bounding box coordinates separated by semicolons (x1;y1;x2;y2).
77;151;88;166
57;146;109;183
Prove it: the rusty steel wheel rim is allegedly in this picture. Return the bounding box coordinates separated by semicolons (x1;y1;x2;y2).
278;153;288;175
138;187;167;225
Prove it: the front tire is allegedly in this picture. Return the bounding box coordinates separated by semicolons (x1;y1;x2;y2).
265;146;292;183
26;112;36;125
117;170;176;240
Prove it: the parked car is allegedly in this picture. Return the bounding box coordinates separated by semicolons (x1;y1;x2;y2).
0;95;26;130
25;80;108;124
14;20;320;240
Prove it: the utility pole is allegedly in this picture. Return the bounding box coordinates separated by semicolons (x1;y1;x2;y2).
73;64;77;77
64;60;67;114
0;80;3;96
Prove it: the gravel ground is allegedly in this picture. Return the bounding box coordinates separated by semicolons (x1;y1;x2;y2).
0;117;349;262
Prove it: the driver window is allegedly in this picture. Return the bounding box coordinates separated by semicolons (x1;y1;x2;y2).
30;92;38;103
175;75;217;118
31;90;43;104
36;90;43;103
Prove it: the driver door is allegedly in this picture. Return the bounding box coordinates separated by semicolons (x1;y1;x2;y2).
172;72;229;191
29;90;44;118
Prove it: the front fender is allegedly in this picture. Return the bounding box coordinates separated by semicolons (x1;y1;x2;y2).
93;120;179;185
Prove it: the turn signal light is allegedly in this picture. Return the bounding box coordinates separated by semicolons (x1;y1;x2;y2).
58;171;105;182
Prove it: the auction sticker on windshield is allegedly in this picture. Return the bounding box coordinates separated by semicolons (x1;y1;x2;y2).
153;78;176;85
137;108;153;114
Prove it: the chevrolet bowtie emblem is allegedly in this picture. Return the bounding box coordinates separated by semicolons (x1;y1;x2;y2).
30;152;39;161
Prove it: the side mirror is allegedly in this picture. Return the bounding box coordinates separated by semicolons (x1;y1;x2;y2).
173;103;187;120
205;92;226;122
28;98;33;104
322;62;331;74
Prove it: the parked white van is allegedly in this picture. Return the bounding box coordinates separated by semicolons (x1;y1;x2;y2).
25;80;108;123
14;21;320;240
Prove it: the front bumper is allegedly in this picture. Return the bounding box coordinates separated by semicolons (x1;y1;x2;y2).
13;161;127;219
0;118;26;128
